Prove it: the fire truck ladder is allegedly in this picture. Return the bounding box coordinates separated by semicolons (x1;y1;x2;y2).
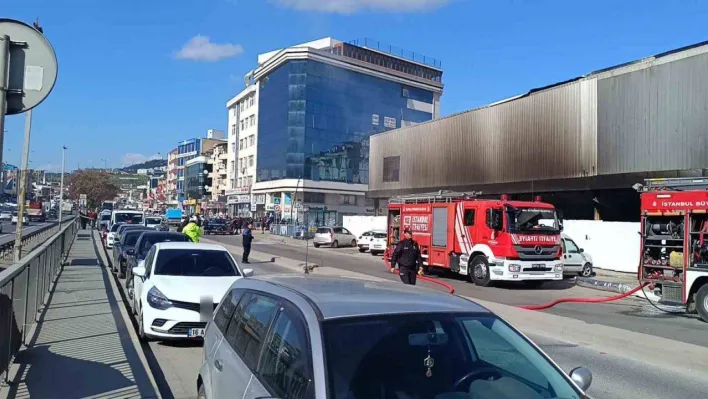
388;190;483;204
638;177;708;191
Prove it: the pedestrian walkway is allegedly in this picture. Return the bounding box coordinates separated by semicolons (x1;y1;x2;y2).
0;229;159;399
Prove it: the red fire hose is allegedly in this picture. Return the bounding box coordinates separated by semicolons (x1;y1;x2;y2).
382;256;651;310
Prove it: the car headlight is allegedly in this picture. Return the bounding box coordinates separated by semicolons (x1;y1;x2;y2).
508;264;521;272
555;264;564;271
147;286;172;310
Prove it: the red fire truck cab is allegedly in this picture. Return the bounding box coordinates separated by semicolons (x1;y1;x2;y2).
637;178;708;321
385;191;564;286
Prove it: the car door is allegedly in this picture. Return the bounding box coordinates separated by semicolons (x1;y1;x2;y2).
212;292;279;399
562;238;584;271
340;228;355;245
246;301;315;399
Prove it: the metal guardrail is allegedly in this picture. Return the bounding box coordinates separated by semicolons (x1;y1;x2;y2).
0;217;80;383
270;223;315;239
0;217;76;264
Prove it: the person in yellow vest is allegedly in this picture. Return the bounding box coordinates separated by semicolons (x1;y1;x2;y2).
183;216;203;243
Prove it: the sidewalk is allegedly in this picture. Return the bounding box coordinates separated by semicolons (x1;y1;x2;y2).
0;229;160;399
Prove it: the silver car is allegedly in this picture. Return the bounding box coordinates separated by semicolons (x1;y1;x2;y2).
198;275;593;399
313;226;357;248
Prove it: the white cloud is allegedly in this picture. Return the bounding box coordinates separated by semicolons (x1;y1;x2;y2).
175;35;244;62
121;153;161;166
271;0;453;13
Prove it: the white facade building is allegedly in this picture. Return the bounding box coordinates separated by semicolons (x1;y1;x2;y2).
225;37;443;222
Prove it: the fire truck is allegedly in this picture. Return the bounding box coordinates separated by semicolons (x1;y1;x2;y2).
384;191;564;286
636;178;708;322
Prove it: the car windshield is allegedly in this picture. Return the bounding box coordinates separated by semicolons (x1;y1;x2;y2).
145;217;162;224
506;207;559;233
114;213;144;224
323;313;580;399
316;228;330;234
373;233;387;239
139;234;190;256
123;232;143;247
100;214;111;221
154;249;240;277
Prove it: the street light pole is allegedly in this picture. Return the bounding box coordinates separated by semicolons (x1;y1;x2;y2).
58;146;66;230
13;109;33;262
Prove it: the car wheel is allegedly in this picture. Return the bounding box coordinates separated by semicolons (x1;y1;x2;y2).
313;243;320;248
580;263;593;277
371;251;379;256
358;247;366;253
331;240;339;248
350;239;357;247
138;309;149;342
696;284;708;323
470;255;492;287
197;383;207;399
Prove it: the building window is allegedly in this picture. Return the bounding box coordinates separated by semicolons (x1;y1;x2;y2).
231;124;236;137
248;155;254;167
240;102;244;112
249;115;255;127
249;135;255;146
230;161;235;173
340;195;356;205
249;96;254;107
240;119;245;130
239;139;244;150
238;177;242;187
303;192;325;204
383;156;400;182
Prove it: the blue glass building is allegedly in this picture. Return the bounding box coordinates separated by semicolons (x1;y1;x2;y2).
176;138;201;202
257;59;436;184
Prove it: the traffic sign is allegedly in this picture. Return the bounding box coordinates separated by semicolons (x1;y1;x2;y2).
0;19;59;115
274;204;281;212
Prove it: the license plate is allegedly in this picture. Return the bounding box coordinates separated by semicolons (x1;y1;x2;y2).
531;264;545;270
188;328;205;337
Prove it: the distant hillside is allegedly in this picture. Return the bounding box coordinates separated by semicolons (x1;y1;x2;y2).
120;159;167;173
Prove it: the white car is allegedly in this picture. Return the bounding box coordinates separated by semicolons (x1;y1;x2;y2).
313;226;357;248
0;211;12;221
144;216;163;230
106;223;122;249
561;233;594;277
369;231;388;256
357;230;386;252
131;242;253;341
11;214;28;225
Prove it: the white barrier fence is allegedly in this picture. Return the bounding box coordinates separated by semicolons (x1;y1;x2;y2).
342;216;640;273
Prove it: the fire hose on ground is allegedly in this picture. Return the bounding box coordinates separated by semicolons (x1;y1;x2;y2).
383;256;657;311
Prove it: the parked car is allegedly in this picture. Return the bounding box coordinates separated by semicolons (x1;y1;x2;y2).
98;211;112;230
313;226;357;248
197;274;593;399
126;231;192;298
0;211;12;221
112;225;152;272
131;242;253;341
106;223;124;249
113;228;153;278
561;233;594;277
47;209;58;220
204;219;229;235
356;229;386;252
369;231;388;256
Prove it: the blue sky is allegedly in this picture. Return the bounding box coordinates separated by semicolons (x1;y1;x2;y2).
3;0;708;172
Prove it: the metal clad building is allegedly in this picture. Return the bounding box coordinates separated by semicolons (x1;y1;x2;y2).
369;41;708;204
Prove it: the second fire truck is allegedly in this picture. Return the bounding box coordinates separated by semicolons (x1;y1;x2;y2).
385;191;565;286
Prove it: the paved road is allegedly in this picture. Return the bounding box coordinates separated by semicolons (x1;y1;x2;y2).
206;234;708;349
0;220;56;245
98;234;708;399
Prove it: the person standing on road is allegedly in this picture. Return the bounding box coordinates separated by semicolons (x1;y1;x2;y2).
390;228;423;285
183;216;203;243
242;223;254;264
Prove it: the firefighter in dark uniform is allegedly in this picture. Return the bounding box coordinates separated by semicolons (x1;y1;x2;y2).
390;228;423;285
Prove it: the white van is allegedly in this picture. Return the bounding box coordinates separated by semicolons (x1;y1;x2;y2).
561;233;594;277
111;210;145;227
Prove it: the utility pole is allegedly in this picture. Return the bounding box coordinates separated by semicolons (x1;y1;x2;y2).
0;34;10;186
14;109;32;262
58;145;66;229
290;177;301;224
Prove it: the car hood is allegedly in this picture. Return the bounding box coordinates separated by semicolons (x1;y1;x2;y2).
151;275;241;303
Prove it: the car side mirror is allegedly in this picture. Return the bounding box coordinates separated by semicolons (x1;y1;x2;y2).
133;267;146;277
579;248;584;253
559;222;564;232
569;366;592;391
126;248;135;256
243;268;254;277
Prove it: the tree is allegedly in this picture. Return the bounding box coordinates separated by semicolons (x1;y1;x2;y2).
68;170;120;209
